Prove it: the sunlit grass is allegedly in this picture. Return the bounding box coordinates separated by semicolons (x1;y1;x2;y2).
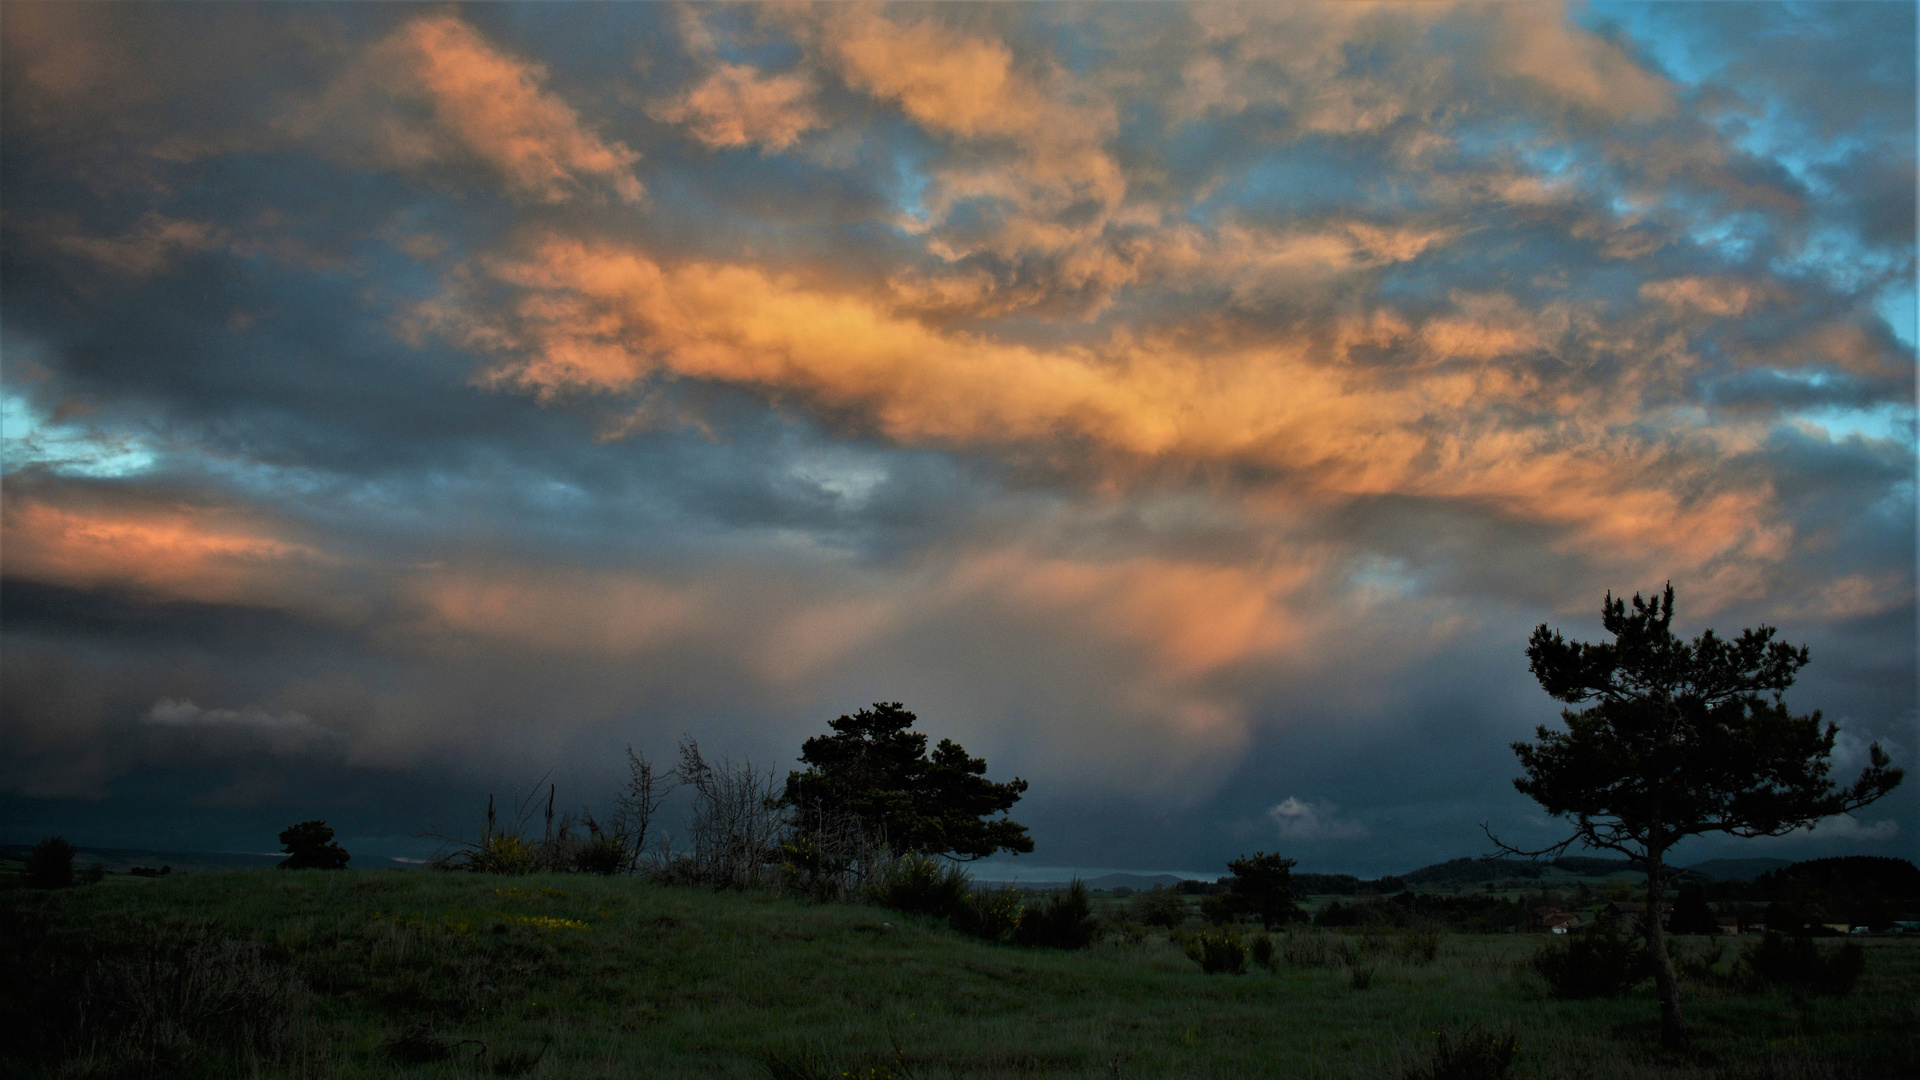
3;870;1914;1079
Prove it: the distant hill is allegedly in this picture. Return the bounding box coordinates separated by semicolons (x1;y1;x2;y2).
1756;856;1920;900
1400;857;1546;885
1682;858;1793;881
1550;856;1638;876
1079;873;1185;892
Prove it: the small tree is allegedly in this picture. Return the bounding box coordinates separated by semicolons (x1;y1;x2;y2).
1206;852;1303;929
613;746;675;873
1496;585;1902;1048
278;820;351;869
784;702;1032;860
25;836;78;888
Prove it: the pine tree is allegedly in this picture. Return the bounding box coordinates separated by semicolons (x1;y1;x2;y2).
1497;584;1901;1048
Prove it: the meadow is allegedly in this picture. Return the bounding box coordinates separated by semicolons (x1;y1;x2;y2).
4;870;1916;1080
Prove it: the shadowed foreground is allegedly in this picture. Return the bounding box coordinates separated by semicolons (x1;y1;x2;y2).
3;870;1916;1079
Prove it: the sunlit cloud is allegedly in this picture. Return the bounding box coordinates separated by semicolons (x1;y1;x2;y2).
292;12;642;202
1267;797;1369;843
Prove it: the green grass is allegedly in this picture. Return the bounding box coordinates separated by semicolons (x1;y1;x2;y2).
4;870;1916;1079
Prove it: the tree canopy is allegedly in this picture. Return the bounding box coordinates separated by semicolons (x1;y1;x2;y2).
1206;852;1302;929
278;820;351;870
1502;584;1902;1048
783;702;1033;860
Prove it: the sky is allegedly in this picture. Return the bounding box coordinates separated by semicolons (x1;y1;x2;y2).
2;2;1914;877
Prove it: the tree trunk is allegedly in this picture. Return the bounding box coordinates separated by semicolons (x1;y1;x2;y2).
1643;851;1690;1050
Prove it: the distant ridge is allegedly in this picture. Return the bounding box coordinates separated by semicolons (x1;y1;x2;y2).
969;871;1185;891
1682;857;1794;881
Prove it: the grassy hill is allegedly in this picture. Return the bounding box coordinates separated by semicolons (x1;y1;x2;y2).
5;869;1917;1079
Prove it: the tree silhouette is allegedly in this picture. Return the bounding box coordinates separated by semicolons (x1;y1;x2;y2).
1496;584;1902;1049
1207;852;1302;929
784;702;1033;860
25;836;77;889
278;820;351;869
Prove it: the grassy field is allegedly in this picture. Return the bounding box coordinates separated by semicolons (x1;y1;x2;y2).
4;870;1916;1080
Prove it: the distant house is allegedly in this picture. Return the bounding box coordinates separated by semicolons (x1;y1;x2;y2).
1714;916;1741;936
1526;907;1584;934
1602;901;1674;936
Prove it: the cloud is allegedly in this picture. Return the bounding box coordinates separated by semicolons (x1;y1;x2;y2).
144;697;329;749
293;12;641;202
428;234;1803;579
1267;797;1369;842
53;213;227;277
0;2;1910;871
0;480;332;609
651;62;819;152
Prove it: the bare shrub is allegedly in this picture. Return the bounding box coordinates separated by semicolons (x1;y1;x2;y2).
612;746;676;873
659;739;784;891
780;806;892;902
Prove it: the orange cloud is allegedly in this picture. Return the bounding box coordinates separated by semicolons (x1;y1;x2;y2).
53;213;226;277
651;62;819;151
951;549;1323;680
296;13;641;203
426;233;1790;573
1;486;327;605
404;566;705;658
1640;276;1775;318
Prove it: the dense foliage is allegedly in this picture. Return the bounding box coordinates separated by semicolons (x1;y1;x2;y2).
784;703;1033;860
277;821;350;870
24;837;77;889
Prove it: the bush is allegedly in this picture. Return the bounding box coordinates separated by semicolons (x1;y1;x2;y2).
1528;922;1650;999
1129;885;1189;929
1399;927;1441;965
1185;928;1249;974
1349;965;1375;990
1740;932;1865;996
468;835;538;875
951;887;1025;943
1403;1027;1516;1080
25;836;77;889
1250;933;1275;970
868;853;972;920
571;835;629;875
1015;881;1097;950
